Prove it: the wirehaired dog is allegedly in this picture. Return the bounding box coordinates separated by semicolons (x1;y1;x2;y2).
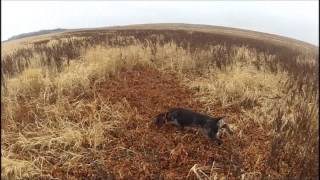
154;108;233;145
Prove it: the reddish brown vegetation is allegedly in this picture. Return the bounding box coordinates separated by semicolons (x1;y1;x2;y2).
49;67;272;179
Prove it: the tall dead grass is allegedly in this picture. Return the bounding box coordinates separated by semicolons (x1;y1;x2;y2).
1;44;153;179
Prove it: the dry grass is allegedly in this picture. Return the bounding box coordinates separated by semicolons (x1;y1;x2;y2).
1;157;40;180
1;27;318;179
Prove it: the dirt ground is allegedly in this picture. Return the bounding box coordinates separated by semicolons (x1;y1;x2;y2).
52;67;271;179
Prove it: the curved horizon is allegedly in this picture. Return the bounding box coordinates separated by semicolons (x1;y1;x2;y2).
2;1;319;46
3;23;318;48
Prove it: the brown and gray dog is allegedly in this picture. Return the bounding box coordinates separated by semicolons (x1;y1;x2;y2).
154;108;233;145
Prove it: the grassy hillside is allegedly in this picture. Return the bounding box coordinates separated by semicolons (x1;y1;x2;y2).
1;24;319;180
4;28;68;42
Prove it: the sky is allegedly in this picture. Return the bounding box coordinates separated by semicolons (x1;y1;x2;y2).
1;1;319;45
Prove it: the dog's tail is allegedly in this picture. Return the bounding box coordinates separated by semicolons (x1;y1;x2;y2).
154;112;166;127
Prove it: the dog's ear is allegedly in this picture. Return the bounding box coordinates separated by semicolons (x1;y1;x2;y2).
215;117;226;128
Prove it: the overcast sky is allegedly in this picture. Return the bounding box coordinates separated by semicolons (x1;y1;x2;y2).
2;1;319;45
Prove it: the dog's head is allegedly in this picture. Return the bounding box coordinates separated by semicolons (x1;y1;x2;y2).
216;118;233;138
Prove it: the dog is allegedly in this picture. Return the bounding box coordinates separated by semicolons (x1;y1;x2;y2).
154;108;233;145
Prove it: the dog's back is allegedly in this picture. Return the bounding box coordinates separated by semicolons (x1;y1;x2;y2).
167;108;209;127
154;108;232;144
166;108;223;128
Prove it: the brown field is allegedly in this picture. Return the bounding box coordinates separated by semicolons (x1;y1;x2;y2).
1;24;319;180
